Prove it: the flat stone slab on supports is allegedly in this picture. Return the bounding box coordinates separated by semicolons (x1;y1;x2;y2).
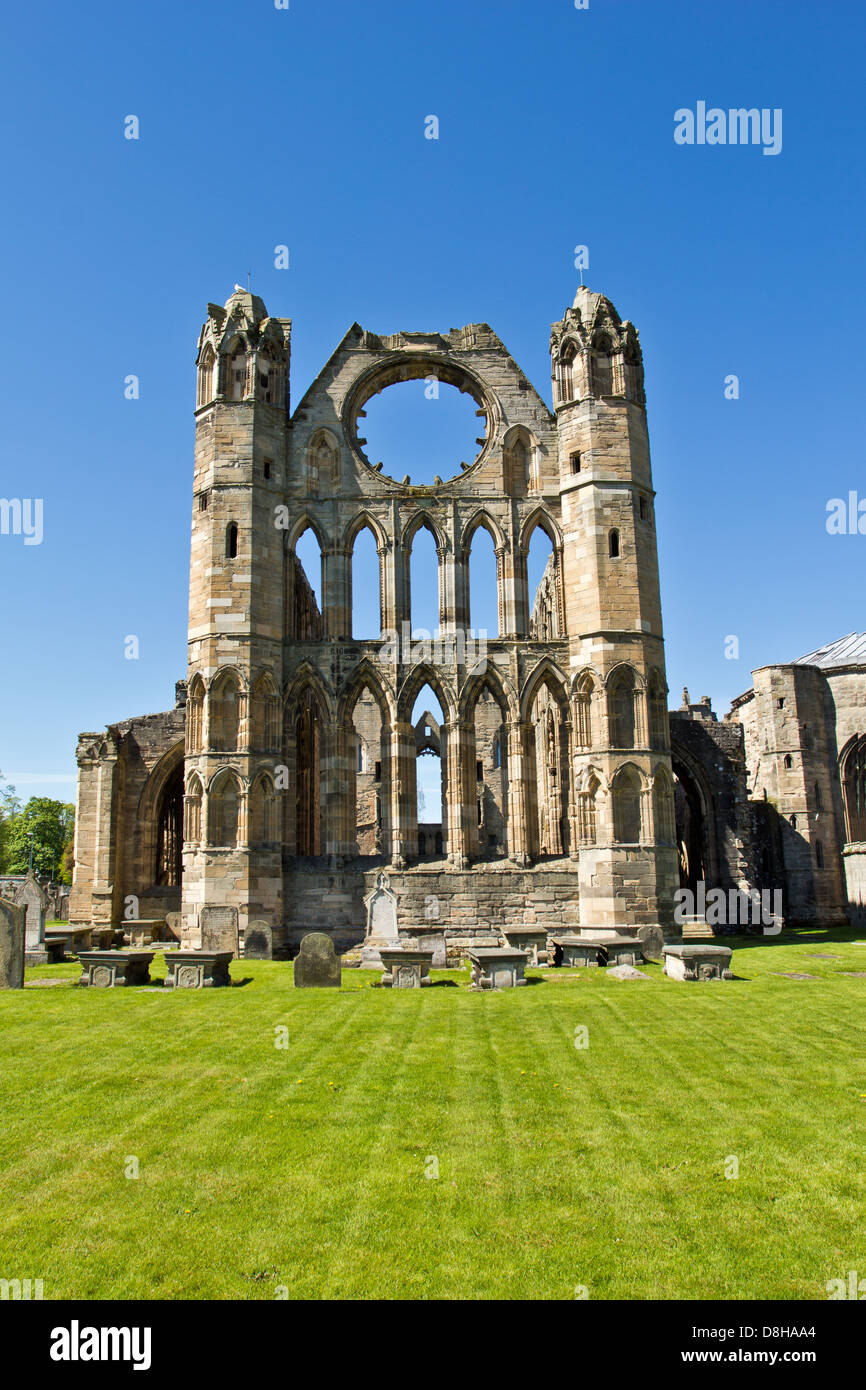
35;935;71;964
552;935;644;968
124;919;165;947
56;925;95;952
502;927;550;966
378;948;434;989
663;944;734;981
163;950;233;989
467;947;527;990
78;950;156;988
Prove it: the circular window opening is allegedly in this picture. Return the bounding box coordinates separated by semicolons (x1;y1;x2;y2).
356;378;487;485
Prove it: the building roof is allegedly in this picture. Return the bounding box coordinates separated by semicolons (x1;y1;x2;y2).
793;632;866;669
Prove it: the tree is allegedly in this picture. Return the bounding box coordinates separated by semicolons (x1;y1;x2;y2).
0;771;21;873
3;798;75;882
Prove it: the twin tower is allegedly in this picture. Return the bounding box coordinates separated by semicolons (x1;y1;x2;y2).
181;285;678;952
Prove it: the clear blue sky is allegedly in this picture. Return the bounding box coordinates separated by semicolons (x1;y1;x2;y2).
1;0;864;806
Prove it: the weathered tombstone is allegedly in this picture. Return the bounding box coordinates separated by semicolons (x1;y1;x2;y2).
294;932;341;988
199;906;239;957
361;873;400;967
17;874;48;963
637;924;665;962
164;911;182;944
0;899;25;989
244;920;273;960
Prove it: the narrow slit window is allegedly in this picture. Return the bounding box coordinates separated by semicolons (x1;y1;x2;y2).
226;522;238;559
609;528;620;559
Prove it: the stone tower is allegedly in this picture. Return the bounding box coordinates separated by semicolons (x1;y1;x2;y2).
181;289;291;939
550;287;678;933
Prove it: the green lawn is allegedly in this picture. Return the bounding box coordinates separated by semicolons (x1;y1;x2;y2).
2;930;864;1300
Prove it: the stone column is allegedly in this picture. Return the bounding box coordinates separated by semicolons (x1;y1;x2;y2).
506;718;532;866
443;719;471;868
378;541;395;635
332;718;357;860
500;540;524;637
389;721;417;868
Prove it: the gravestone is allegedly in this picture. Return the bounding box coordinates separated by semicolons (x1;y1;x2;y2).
637;924;665;961
244;920;273;960
294;932;341;988
199;906;239;957
17;874;48;962
164;911;182;944
361;873;400;967
0;899;25;989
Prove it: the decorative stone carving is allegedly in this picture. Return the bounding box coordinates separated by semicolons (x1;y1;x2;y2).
361;873;400;967
163;951;233;989
663;944;734;981
78;951;155;987
378;948;433;988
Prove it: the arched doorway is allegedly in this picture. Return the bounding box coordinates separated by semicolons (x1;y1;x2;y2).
671;758;707;894
155;761;184;886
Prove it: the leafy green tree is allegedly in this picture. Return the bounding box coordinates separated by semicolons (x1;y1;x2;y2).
0;771;22;873
4;798;75;881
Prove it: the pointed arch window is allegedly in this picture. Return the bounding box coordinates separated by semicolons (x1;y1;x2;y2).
210;672;240;752
209;770;241;848
653;769;676;844
578;774;600;844
647;671;668;750
185;774;203;843
250;774;277;846
197;344;216;408
608;667;638;749
187;676;205;754
558;342;577;403
574;673;594;749
843;736;866;842
227;348;247;401
612;765;642;844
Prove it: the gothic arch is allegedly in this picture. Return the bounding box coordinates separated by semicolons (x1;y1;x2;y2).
519;657;569;723
305;428;340;493
344;509;389;553
611;761;646;844
284;663;335;724
249;769;278;846
397;664;456;725
207;767;243;848
670;744;719;893
459;508;506;558
402;509;448;554
186;673;206;753
840;733;866;843
337;659;396;728
137;739;186;890
286;511;330;555
459;664;518;725
519;506;563;558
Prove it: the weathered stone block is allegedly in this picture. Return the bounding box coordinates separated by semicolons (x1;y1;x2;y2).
0;899;25;989
294;932;341;988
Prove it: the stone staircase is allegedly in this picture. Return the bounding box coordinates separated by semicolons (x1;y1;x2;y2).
681;915;713;940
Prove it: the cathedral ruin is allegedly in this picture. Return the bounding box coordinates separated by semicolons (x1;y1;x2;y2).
68;287;866;955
